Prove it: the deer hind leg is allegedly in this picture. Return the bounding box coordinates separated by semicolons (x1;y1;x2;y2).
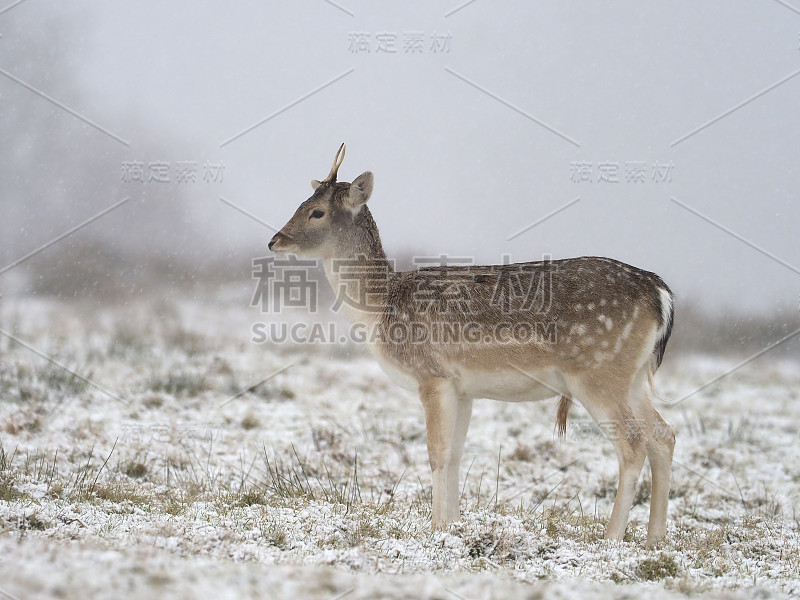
631;374;675;547
419;378;471;529
605;412;648;541
567;377;647;541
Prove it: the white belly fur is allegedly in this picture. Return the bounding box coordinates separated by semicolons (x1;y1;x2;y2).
452;365;567;402
367;342;566;402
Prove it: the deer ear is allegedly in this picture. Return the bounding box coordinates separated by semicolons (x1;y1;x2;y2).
347;171;374;209
311;179;322;190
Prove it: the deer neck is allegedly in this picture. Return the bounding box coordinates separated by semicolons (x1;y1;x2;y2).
322;206;392;326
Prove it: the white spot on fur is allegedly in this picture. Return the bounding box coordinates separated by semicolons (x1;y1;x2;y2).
569;324;587;337
597;315;613;330
593;350;612;363
621;319;635;340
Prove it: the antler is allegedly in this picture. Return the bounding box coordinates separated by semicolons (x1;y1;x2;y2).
324;143;346;183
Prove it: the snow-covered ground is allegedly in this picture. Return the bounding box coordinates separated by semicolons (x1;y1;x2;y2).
1;296;799;599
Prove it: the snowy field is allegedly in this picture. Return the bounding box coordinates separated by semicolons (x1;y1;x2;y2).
1;295;799;599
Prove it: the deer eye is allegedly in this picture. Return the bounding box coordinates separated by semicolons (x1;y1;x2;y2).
310;209;325;219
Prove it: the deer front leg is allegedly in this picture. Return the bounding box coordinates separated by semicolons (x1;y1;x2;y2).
446;395;473;523
419;378;465;529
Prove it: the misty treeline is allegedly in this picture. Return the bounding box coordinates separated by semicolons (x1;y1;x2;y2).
0;11;245;300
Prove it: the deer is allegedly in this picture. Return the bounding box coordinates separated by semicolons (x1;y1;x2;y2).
268;144;676;547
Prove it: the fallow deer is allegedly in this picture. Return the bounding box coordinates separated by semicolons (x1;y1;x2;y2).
268;144;675;547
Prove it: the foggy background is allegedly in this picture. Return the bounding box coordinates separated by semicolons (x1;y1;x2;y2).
1;1;798;354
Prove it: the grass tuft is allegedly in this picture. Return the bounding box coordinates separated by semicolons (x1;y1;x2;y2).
148;371;209;396
635;553;681;581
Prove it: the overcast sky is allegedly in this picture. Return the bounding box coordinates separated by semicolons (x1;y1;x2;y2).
1;1;799;313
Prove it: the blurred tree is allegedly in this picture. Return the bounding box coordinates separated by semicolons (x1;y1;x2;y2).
0;8;228;298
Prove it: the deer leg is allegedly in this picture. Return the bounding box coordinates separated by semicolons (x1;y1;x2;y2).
629;375;675;547
644;410;674;547
419;378;460;529
644;402;675;546
568;377;647;541
605;415;648;541
445;396;473;523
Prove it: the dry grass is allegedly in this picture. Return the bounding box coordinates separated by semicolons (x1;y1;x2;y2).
1;295;799;597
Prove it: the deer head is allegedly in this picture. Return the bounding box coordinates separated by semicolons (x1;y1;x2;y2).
268;144;375;259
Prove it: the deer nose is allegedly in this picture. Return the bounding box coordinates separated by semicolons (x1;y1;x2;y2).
268;233;278;251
